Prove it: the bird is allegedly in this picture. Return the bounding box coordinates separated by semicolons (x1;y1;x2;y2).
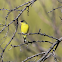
20;20;29;43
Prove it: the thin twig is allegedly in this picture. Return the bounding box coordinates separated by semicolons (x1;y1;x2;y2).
22;52;45;62
37;37;62;62
5;0;36;19
0;18;18;60
18;32;58;40
0;21;13;33
48;6;62;13
11;40;53;47
0;29;17;60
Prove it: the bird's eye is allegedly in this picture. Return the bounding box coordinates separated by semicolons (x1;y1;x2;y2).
21;21;23;22
21;20;24;22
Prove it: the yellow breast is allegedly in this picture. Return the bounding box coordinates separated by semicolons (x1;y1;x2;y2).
21;23;29;34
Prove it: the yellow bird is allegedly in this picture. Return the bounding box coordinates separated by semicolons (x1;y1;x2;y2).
20;20;29;43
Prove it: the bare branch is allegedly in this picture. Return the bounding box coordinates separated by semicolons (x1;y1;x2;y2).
18;32;58;40
48;6;62;13
22;52;45;62
11;40;53;48
0;18;18;60
52;51;57;62
5;0;37;19
37;37;62;62
0;21;13;33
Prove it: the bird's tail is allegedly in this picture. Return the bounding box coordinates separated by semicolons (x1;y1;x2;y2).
23;35;26;43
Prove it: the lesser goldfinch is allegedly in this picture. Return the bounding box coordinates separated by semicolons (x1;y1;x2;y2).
20;20;29;43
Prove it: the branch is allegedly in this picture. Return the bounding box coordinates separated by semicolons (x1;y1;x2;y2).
0;18;18;60
48;6;62;13
18;32;58;40
5;0;37;19
0;21;13;33
22;52;45;62
37;37;62;62
11;40;53;47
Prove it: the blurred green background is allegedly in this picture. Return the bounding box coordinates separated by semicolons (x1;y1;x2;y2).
0;0;62;62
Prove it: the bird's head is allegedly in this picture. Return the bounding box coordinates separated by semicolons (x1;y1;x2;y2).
20;20;25;22
20;20;27;24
